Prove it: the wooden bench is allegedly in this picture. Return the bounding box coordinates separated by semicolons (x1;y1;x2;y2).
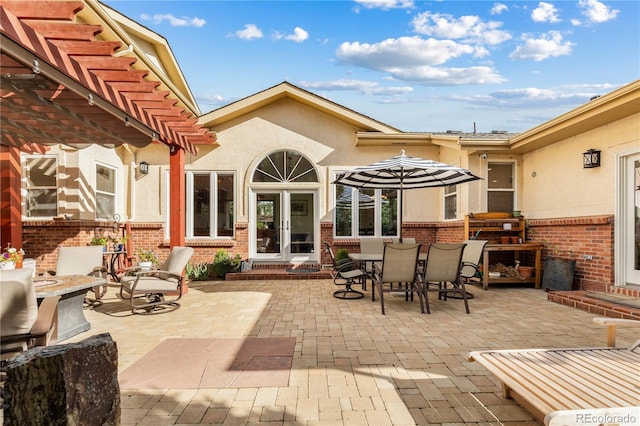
468;318;640;425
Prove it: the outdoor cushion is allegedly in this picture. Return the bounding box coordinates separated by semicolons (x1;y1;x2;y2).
1;268;38;336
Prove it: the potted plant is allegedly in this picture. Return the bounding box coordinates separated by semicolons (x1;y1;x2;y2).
0;244;24;270
90;235;108;250
136;248;158;270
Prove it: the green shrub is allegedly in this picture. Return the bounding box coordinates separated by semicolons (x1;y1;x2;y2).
186;262;211;281
211;249;242;279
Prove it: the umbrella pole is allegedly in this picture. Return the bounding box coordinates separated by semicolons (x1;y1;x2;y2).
399;190;403;240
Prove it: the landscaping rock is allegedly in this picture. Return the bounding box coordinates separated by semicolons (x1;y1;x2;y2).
3;333;120;426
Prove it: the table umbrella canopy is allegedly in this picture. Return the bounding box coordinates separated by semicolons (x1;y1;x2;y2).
333;150;481;237
334;150;481;189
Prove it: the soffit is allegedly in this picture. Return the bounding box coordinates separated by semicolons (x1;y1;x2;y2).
0;0;216;155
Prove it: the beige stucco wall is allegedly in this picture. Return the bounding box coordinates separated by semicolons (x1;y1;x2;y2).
522;112;640;219
201;98;452;224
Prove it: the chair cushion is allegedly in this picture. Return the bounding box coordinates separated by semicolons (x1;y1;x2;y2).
56;246;104;276
1;268;38;336
158;246;194;278
121;275;179;293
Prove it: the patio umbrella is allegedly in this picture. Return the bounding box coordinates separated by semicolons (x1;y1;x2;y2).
333;150;481;238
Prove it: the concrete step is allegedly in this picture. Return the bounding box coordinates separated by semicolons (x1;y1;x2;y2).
226;262;332;281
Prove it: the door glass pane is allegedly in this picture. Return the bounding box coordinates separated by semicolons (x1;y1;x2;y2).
635;159;639;270
335;185;352;237
290;193;314;254
194;174;210;237
256;193;280;254
381;190;398;236
358;189;375;236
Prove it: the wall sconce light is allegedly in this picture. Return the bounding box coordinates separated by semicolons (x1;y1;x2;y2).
139;161;149;175
124;116;130;127
583;149;601;168
87;93;95;106
32;59;40;74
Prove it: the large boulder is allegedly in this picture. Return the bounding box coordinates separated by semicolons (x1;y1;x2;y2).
3;333;120;425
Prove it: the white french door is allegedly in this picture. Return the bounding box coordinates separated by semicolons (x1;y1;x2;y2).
618;152;640;286
252;190;317;262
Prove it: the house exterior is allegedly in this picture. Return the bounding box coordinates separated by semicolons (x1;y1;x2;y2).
3;1;639;295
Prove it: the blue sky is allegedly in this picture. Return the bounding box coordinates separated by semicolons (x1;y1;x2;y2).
104;0;639;133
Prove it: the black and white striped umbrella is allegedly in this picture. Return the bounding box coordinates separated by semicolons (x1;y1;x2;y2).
333;150;481;237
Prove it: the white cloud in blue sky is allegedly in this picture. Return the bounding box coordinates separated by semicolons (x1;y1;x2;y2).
109;0;637;133
531;2;562;23
139;13;205;27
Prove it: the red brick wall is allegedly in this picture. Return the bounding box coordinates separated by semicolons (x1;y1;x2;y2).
23;215;615;292
525;215;614;292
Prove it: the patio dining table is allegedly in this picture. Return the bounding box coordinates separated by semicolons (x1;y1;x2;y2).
34;274;107;342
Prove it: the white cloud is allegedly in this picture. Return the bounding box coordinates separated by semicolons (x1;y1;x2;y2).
196;94;227;109
387;65;505;85
336;36;476;69
299;79;414;96
235;24;263;40
453;83;620;110
531;2;561;23
411;12;511;45
335;36;504;85
139;13;205;27
286;27;309;43
354;0;414;10
491;3;508;15
578;0;619;24
509;31;574;61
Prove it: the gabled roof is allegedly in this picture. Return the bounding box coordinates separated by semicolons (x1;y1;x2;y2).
508;79;640;154
0;0;216;154
199;81;401;133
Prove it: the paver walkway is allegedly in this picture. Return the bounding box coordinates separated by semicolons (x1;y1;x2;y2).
7;279;639;425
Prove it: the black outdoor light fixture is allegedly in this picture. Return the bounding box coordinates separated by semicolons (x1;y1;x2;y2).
139;161;149;175
583;149;601;168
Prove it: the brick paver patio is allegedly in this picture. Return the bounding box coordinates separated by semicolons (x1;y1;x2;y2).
7;279;638;425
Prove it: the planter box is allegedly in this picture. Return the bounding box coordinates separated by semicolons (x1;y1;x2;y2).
542;258;576;291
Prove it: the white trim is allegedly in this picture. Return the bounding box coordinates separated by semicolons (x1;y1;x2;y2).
615;148;640;287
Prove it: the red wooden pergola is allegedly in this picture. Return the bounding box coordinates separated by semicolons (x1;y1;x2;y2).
0;1;216;249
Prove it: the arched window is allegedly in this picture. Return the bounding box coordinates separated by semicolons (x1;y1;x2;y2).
252;150;318;183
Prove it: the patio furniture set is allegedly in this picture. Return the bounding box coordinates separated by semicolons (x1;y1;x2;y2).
325;238;487;315
0;245;194;363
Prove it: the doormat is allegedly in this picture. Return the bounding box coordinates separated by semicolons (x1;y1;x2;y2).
286;268;320;273
585;292;640;309
119;337;295;389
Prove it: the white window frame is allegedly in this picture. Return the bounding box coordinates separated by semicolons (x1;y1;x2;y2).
23;154;58;218
95;162;117;220
487;161;516;212
333;174;399;238
443;185;457;220
184;171;236;239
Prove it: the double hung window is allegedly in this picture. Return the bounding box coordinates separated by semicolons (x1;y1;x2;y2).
444;185;457;220
96;164;116;219
487;162;515;212
24;156;58;217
